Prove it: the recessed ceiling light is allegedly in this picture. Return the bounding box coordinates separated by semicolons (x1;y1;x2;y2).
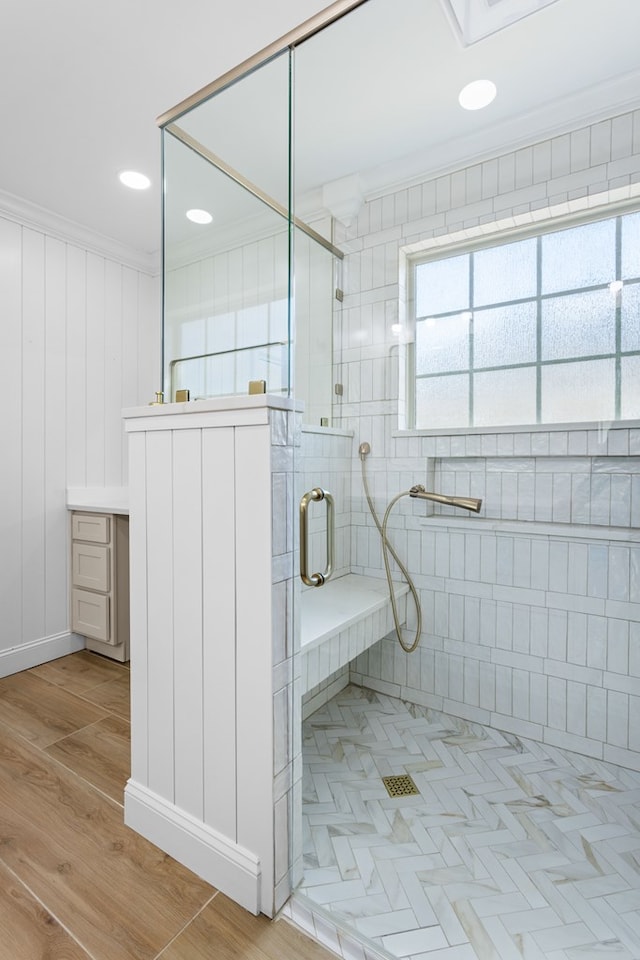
458;79;497;111
119;170;151;190
186;208;213;225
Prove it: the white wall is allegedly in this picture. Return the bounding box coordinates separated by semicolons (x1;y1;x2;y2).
335;108;640;771
0;205;159;669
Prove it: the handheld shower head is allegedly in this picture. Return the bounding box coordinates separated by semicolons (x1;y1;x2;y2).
359;441;371;459
409;484;482;513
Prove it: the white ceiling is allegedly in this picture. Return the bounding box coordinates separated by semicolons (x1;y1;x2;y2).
3;0;640;260
0;0;331;257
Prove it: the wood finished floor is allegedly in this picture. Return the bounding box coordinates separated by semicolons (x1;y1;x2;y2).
0;650;334;960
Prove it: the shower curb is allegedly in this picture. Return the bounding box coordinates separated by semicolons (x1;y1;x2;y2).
281;891;396;960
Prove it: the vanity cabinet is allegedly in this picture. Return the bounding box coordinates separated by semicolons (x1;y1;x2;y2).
70;511;130;662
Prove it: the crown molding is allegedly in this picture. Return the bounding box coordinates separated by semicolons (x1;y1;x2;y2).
0;188;159;276
361;75;640;203
295;80;640;226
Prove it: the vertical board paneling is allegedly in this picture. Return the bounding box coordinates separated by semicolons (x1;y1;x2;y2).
139;271;161;404
235;422;274;906
121;267;140;478
85;253;105;484
0;208;158;662
172;428;204;818
44;237;69;636
0;218;23;650
65;244;87;486
104;260;123;487
21;228;46;643
145;430;175;800
128;429;149;785
202;426;237;839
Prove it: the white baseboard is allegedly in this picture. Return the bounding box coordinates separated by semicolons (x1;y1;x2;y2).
124;779;262;915
0;631;85;677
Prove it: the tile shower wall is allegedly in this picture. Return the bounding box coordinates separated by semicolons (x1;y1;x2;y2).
299;426;353;716
300;426;353;581
336;109;640;771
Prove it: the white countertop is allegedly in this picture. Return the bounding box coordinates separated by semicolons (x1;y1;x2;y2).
66;487;129;514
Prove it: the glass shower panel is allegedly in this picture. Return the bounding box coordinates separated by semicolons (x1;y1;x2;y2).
162;50;293;402
174;53;292;215
294;228;336;426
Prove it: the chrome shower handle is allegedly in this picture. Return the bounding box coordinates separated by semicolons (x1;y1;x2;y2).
299;488;335;587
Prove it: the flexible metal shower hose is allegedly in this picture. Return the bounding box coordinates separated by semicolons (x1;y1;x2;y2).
360;457;422;654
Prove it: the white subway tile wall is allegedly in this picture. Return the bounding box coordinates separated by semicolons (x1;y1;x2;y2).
271;408;303;905
335;109;640;772
300;427;353;582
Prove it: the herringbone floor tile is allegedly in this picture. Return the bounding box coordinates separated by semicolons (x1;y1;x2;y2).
300;686;640;960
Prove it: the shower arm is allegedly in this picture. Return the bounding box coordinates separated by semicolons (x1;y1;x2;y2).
359;441;483;655
409;484;482;514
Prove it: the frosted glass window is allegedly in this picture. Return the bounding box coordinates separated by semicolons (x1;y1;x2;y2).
415;253;469;317
474;367;537;426
473;302;537;367
416;313;469;374
542;360;615;423
541;219;615;294
541;289;615;360
415;374;469;429
411;208;640;429
621;281;640;352
621;356;640;419
474;237;537;306
622;210;640;279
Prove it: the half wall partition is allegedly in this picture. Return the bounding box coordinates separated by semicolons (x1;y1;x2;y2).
124;4;355;920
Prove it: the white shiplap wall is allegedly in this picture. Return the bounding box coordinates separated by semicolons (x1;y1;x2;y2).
124;396;300;917
0;210;159;668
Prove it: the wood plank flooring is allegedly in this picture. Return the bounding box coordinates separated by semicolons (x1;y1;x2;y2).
0;650;334;960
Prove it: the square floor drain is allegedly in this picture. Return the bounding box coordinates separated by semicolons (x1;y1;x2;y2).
382;774;420;798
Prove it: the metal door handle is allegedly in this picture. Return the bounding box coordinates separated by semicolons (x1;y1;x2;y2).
299;488;334;587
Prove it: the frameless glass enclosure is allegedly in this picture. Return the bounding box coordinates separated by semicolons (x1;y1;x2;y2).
162;50;293;404
156;0;640;935
161;45;344;426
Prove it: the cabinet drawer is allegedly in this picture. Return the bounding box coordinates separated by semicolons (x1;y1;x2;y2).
72;589;111;644
72;513;110;544
72;542;110;592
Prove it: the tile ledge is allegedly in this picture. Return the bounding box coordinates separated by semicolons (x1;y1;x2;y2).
419;515;638;542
